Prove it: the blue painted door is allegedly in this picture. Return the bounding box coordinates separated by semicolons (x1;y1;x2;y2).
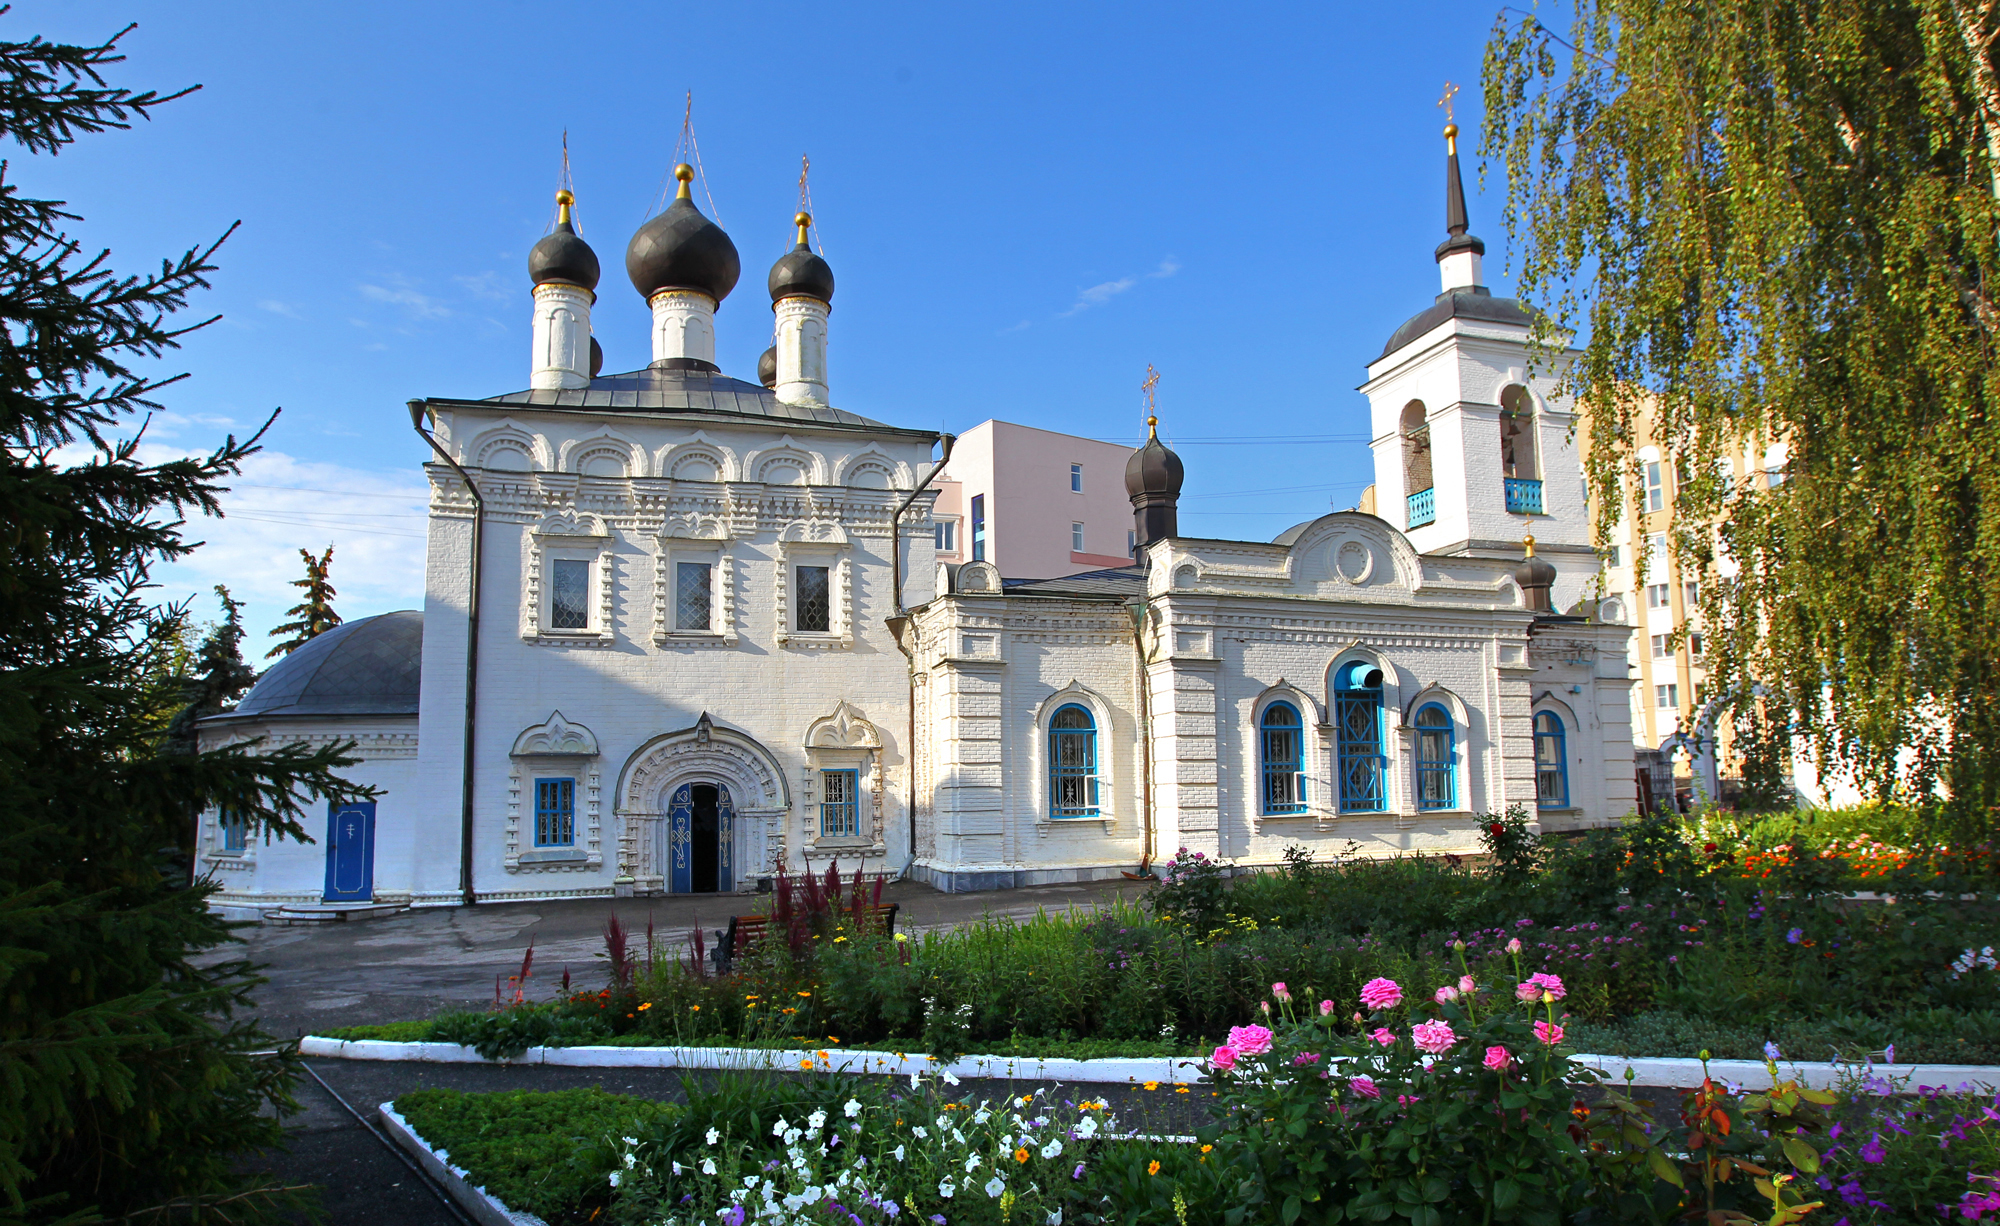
323;801;376;902
668;784;693;894
716;784;734;894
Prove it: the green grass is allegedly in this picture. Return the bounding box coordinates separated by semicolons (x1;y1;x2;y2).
392;1087;675;1224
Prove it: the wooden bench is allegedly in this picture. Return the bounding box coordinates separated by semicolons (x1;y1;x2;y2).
714;903;899;972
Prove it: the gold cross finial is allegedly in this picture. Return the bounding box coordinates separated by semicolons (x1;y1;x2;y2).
1438;80;1459;123
1141;364;1161;437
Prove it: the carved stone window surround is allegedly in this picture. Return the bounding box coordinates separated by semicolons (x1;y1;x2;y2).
774;527;853;649
653;512;739;646
504;712;604;874
523;511;616;646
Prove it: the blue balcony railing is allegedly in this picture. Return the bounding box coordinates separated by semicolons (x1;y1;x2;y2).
1505;477;1545;515
1407;487;1436;528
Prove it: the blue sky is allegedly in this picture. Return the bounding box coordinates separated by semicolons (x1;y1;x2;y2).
21;1;1524;646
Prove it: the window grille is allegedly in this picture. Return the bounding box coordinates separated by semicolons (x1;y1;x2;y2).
1260;702;1307;814
534;778;575;846
1414;704;1456;811
1048;704;1100;817
1534;712;1568;808
676;561;712;631
820;769;859;837
796;565;831;633
550;559;589;629
1334;662;1386;812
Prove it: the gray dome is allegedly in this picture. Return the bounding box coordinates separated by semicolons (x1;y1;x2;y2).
626;171;740;305
758;345;778;388
232;611;421;718
769;214;834;304
1124;430;1185;500
530;221;601;292
1381;288;1538;359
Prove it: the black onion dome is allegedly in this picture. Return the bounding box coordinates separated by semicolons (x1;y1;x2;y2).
1514;536;1558;611
769;213;834;303
530;222;600;292
626;169;741;304
758;345;778;388
1124;422;1185;499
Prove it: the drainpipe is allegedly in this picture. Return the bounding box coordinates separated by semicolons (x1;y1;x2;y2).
886;433;956;873
1123;595;1157;878
409;399;482;907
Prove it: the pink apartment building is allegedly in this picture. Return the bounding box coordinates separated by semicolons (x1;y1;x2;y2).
930;420;1140;579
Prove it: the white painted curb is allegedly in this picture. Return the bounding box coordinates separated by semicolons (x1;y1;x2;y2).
379;1100;549;1226
304;1035;2000;1093
302;1036;1203;1085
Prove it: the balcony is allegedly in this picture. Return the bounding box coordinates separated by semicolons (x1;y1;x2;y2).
1505;477;1544;515
1406;487;1436;529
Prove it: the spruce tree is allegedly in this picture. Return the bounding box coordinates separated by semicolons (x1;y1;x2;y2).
0;21;367;1223
265;545;339;659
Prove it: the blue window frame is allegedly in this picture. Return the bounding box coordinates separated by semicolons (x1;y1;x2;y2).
219;808;248;853
820;769;860;837
1534;711;1569;809
1334;661;1386;813
1414;704;1456;811
534;777;576;846
1260;702;1307;814
970;494;987;562
1049;704;1100;817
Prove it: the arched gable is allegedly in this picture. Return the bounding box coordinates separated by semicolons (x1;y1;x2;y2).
836;446;910;490
467;421;554;472
560;428;649;479
511;710;600;757
615;713;790;818
744;437;825;485
657;433;739;483
1282;512;1424;593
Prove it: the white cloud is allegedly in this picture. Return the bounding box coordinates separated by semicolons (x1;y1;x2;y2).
257;298;304;319
454;271;511;302
357;277;450;320
1056;256;1180;317
997;319;1032;335
1150;257;1181;279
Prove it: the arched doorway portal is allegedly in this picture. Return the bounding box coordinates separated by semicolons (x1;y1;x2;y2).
668;781;734;893
615;714;789;896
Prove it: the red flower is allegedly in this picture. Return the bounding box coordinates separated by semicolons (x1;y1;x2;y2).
1704;842;1719;854
1489;823;1506;837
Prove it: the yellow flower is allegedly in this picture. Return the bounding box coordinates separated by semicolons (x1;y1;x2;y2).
689;1005;701;1012
799;1059;815;1069
1143;1081;1159;1091
798;991;812;998
637;1002;652;1011
1174;1086;1190;1094
1200;1145;1212;1154
782;1007;797;1015
1148;1160;1161;1176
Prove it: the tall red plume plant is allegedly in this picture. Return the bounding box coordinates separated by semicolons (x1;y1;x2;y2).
603;911;632;995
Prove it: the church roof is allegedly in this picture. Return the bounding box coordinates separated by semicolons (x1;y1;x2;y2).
211;611;423;722
450;366;932;438
1379;287;1539;360
1000;567;1148;600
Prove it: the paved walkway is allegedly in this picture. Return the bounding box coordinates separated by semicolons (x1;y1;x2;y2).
222;877;1150;1040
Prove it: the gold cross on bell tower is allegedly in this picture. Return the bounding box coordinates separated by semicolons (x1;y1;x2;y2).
1437;80;1459;122
1141;364;1161;438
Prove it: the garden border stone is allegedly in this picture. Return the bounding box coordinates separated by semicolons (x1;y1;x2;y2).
302;1037;2000;1092
378;1099;549;1226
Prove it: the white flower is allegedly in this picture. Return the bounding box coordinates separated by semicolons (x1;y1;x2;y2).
1040;1138;1063;1159
943;1071;961;1086
913;1127;928;1140
844;1099;862;1118
1075;1116;1098;1139
772;1117;789;1138
1047;1211;1063;1226
965;1154;981;1173
706;1127;721;1146
973;1108;992;1125
939;1181;955;1199
936;1114;951;1130
672;1160;684;1176
893;1145;906;1162
608;1170;623;1188
743;1176;759;1189
702;1157;717;1176
808;1110;828;1131
985;1176;1006;1198
623;1135;640;1146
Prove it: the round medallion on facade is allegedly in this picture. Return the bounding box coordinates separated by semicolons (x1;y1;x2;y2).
1335;539;1374;584
626;165;741;305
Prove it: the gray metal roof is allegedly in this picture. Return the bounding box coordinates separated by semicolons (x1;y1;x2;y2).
1000;567;1147;601
223;611;422;720
461;366;919;434
1380;288;1538;359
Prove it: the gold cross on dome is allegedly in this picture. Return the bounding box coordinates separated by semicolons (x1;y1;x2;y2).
1438;80;1459;123
1141;364;1160;413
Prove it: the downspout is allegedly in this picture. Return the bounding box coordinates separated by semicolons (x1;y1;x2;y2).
1123;595;1157;878
409;399;482;907
886;432;956;872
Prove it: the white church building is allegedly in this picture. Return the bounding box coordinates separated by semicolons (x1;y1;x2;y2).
198;131;1638;912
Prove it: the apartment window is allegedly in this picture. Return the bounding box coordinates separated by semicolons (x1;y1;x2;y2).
1605;544;1623;569
219;808;248;853
1689;631;1705;658
1070;463;1083;492
675;562;712;632
796;565;831;633
1071;522;1085;552
1656;683;1679;708
1652;634;1670;659
1645;461;1665;512
534;778;575;847
820;769;859;837
970;494;986;562
934;520;956;552
549;558;590;629
1648;532;1668;565
1684;580;1699;608
1647;583;1670;609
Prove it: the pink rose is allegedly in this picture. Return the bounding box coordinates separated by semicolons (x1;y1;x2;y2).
1291;1052;1320;1066
1533;1020;1565;1046
1360;977;1403;1010
1348;1075;1380;1099
1272;982;1291;1002
1434;986;1459;1004
1527;972;1566;1000
1260;1000;1272;1015
1515;981;1542;1003
1371;1027;1396;1047
1459;975;1477;994
1483;1045;1512;1071
1411;1019;1458;1055
1505;937;1522;955
1210;1044;1239;1071
1319;1000;1335;1017
1227;1024;1274;1057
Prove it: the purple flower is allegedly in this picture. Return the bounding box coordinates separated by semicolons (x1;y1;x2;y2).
1073;1163;1086;1180
723;1206;746;1226
1787;928;1804;944
1861;1134;1887;1164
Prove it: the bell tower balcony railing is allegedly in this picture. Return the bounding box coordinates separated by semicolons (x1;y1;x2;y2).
1504;477;1544;515
1406;487;1436;528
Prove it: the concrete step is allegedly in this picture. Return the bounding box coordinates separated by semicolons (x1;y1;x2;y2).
262;903;410;926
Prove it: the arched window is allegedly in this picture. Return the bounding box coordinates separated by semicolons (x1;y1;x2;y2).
1534;711;1569;809
1048;704;1100;818
1401;402;1434;528
1500;385;1543;514
1413;703;1456;810
1259;702;1307;815
1334;662;1386;813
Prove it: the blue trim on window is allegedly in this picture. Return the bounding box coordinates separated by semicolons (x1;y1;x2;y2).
1334;661;1387;813
1534;711;1569;809
534;777;576;846
1413;703;1456;811
820;769;860;837
219;808;248;853
1504;477;1545;514
1259;701;1308;814
1048;703;1100;817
